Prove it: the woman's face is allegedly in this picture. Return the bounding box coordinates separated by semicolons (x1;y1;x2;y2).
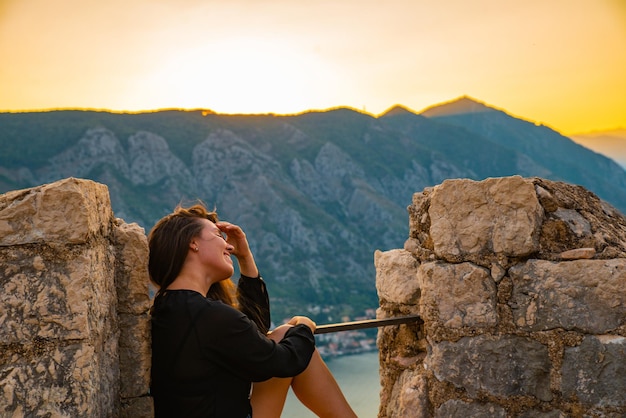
194;219;234;281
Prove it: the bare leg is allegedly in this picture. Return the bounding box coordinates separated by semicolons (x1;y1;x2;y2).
291;350;357;418
250;376;293;418
251;325;357;418
250;325;294;418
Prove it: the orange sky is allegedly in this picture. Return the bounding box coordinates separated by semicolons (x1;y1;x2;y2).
1;0;625;134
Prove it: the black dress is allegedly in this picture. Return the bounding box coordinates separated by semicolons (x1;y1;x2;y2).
150;275;315;418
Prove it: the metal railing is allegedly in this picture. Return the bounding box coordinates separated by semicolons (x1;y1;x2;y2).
314;314;423;334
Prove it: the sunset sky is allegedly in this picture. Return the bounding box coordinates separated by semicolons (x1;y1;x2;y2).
1;0;625;134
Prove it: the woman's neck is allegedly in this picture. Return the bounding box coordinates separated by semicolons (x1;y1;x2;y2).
166;274;210;296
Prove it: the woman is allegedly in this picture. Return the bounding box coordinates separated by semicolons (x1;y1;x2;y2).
148;203;357;418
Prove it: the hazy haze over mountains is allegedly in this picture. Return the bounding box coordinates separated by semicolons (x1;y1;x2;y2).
1;96;624;322
569;129;626;169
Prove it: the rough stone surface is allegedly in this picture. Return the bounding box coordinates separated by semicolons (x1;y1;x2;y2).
559;247;596;260
121;396;154;418
375;249;420;305
0;177;113;246
509;259;626;333
518;411;566;418
0;179;152;417
435;400;507;418
0;245;115;344
562;335;626;407
378;176;626;417
0;341;118;418
385;369;430;418
118;313;151;399
427;176;543;262
426;335;552;401
113;221;150;315
418;261;496;330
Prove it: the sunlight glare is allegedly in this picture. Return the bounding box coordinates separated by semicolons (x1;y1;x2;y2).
136;37;341;114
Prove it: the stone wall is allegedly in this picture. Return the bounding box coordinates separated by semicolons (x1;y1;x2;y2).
376;176;626;417
0;178;152;418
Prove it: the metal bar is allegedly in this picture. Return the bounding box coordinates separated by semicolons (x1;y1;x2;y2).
314;314;423;334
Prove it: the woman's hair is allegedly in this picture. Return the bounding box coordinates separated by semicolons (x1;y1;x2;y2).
148;203;236;306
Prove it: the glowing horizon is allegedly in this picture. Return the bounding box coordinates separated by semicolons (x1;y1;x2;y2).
1;0;625;135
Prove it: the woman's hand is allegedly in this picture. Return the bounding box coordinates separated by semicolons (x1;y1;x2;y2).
267;316;316;342
216;221;249;256
287;316;317;333
216;221;259;277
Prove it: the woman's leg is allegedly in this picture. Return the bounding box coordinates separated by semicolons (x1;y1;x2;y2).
250;325;295;418
250;376;293;418
291;350;357;418
251;324;357;418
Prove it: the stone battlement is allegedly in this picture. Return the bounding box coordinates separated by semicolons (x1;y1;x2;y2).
0;178;152;417
376;176;626;417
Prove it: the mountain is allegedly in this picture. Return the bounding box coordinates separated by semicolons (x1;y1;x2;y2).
569;129;626;169
418;97;626;210
1;98;625;322
420;95;494;117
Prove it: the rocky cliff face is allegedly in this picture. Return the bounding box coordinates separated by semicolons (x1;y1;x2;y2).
376;176;626;417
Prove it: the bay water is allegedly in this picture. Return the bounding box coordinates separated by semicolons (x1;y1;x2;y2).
281;350;380;417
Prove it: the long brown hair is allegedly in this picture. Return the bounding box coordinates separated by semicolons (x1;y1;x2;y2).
148;203;236;306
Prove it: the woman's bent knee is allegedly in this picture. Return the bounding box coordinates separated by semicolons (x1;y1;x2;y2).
267;324;293;342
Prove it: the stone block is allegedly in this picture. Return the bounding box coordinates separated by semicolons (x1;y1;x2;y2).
562;335;626;407
518;410;565;418
425;335;552;401
121;396;154;418
119;313;151;399
559;247;595;260
385;369;429;418
509;259;626;333
418;261;496;329
0;339;119;417
375;249;420;304
427;176;543;261
113;220;150;314
0;245;116;344
435;399;506;418
0;177;113;245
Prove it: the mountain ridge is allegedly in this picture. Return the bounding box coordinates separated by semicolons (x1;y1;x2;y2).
419;95;495;117
1;97;625;322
